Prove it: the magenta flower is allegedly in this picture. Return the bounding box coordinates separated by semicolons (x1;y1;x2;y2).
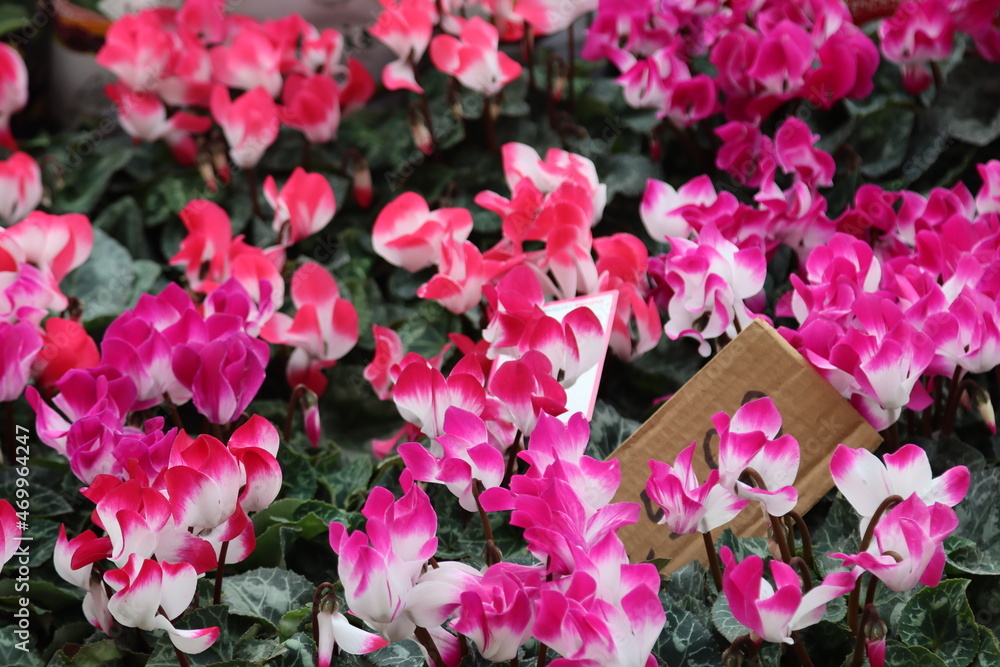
878;0;954;94
430;17;522;97
0;44;29;150
54;526;113;632
373;192;473;273
450;565;535;662
317;609;388;666
209;23;283;97
328;482;439;641
0;499;21;570
715;397;800;517
417;238;487;315
830;495;959;591
0;152;41;225
399;407;505;512
831;444;969;531
721;546;857;644
263;168;336;246
209;85;280;170
105;554;220;654
171;329;269;425
646;442;749;536
0;321;41;402
280;73;342;144
392;361;486;440
370;0;436;93
487;352;566;437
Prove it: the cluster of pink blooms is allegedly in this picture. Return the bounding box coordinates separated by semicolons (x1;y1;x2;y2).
584;0;879;126
369;0;589;96
96;0;373;168
324;411;665;666
645;397;969;664
0;207;98;406
52;415;282;654
374;142;661;361
641;114;835;354
779;162;1000;430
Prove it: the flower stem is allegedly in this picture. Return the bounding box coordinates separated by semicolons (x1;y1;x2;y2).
284;385;307;442
790;556;813;592
174;646;192;667
787;511;815;570
791;631;815;667
214;541;229;605
414;626;445;667
472;479;502;566
702;531;723;591
848;496;902;633
742;467;792;563
312;582;336;645
163;393;184;431
483;94;498;153
246;170;262;220
941;367;965;437
503;431;523;487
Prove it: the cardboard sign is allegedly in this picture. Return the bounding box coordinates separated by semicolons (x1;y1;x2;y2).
609;319;882;573
491;291;618;422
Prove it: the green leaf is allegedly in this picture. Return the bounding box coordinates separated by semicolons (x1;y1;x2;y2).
232;637;288;662
61;228;135;325
0;628;43;667
937;56;1000;146
50;142;135;215
91;196;151;260
587;400;641;460
972;628;1000;667
222;568;316;630
597;153;664;200
0;482;71;518
715;528;770;562
845;103;915;178
813;493;863;576
884;640;949;667
47;639;133;667
274;632;318;667
285;500;359;540
711;593;748;643
278;607;312;642
948;466;1000;575
656;595;720;667
898;579;979;667
366;639;427;666
318;456;374;510
130;260;163;305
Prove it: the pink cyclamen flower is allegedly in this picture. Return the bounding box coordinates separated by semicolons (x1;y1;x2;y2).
54;526;114;631
392;361;486;440
260;262;358;396
430;17;522;97
878;0;954;94
721;546;857;644
364;325;404;400
830;443;969;531
32;317;101;390
209;85;280;169
0;43;28;150
370;0;436;93
280;73;342;144
487;351;566;437
105;554;220;654
317;609;389;666
4;211;94;286
646;442;749;535
640;175;718;242
328;482;439;641
830;495;959;591
0;321;42;402
417;238;486;314
373;192;473;272
715;397;800;517
0;499;21;570
209;23;283;97
774;117;835;189
0;152;41;225
172;329;269;425
450;565;534;662
263;168;336;246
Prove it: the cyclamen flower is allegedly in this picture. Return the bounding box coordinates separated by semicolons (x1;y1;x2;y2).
721;547;858;644
0;43;28;150
878;0;954;94
0;152;42;225
172;328;270;425
260;262;358;396
280;73;342;144
392;360;486;440
830;495;959;591
417;238;486;314
209;85;280;170
370;0;436;93
263;168;336;246
830;444;969;531
487;352;566;437
0;321;42;402
649;223;766;356
399;407;505;512
373;192;473;273
105;555;219;654
32;317;101;389
317;609;389;666
430;17;522;96
449;565;535;662
0;499;21;570
646;442;749;536
328;482;438;641
715;397;800;517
